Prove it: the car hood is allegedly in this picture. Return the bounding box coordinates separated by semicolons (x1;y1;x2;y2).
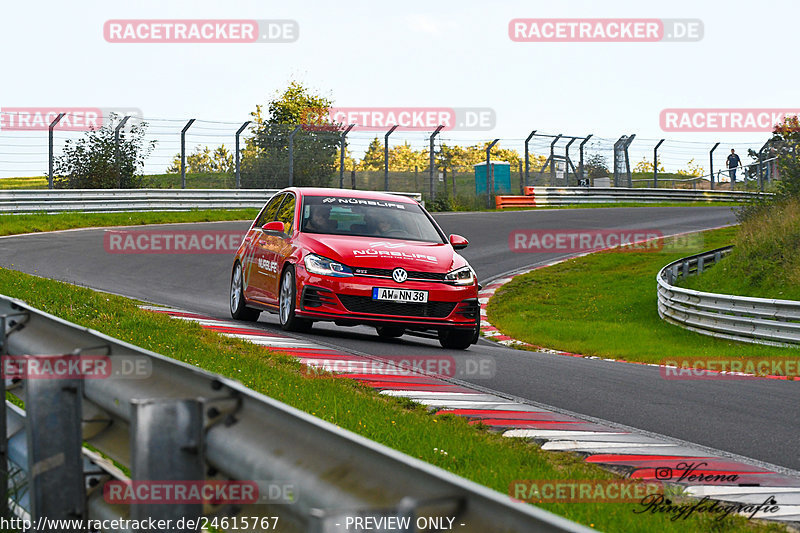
300;234;465;272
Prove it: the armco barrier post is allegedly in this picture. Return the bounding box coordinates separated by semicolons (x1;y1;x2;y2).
235;121;251;189
180;119;196;189
48;113;66;190
26;364;86;523
130;398;204;525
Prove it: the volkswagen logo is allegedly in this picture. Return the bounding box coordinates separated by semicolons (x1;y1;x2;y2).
392;268;408;283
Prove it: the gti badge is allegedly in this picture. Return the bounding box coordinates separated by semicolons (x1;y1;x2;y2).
392;268;408;283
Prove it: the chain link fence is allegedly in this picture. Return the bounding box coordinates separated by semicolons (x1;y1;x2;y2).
0;111;780;206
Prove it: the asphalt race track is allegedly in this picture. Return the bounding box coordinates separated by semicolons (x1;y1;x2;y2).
3;206;799;474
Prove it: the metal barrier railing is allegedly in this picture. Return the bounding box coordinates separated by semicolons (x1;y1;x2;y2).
493;187;767;208
657;246;800;346
0;294;588;532
0;189;424;214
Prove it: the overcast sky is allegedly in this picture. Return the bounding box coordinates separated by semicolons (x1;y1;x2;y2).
1;0;794;176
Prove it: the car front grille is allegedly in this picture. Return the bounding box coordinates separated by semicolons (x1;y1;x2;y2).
338;295;456;318
351;267;447;281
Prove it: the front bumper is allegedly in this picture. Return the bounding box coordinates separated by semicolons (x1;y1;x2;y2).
296;267;479;329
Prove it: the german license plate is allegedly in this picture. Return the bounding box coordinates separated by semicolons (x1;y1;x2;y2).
372;287;429;303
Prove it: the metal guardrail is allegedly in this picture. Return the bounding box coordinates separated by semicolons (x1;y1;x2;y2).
0;189;424;214
0;294;588;532
657;246;800;346
518;187;766;206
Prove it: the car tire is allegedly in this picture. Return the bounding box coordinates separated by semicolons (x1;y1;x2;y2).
376;326;404;338
438;328;475;350
279;265;313;333
230;262;261;322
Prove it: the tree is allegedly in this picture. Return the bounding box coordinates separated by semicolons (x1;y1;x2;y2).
677;159;704;177
585;154;610;179
241;81;340;188
633;157;665;173
359;138;384;171
53;114;155;189
167;145;234;174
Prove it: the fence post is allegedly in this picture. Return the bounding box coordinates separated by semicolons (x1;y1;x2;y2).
428;125;444;202
180;119;196;189
26;357;86;523
653;139;665;188
758;140;770;192
486;139;499;208
564;137;576;186
48;113;66;189
339;124;355;189
288;125;302;187
351;168;356;189
130;398;204;526
519;161;523;194
235;121;251;189
709;142;720;190
384;125;398;191
524;130;536;186
549;135;561;186
115;116;131;188
624;134;635;187
579;135;592;185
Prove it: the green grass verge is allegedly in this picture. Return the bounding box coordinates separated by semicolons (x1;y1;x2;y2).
487;226;800;365
680;199;800;301
0;210;259;238
0;269;783;532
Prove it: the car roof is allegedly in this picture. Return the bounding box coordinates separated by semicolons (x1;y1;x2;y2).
286;187;418;204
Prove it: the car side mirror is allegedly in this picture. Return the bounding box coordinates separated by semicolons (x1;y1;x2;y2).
262;221;285;233
449;234;469;250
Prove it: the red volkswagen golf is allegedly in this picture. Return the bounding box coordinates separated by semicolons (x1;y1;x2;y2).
229;188;480;349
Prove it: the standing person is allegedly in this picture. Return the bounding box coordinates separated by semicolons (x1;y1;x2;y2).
727;149;742;187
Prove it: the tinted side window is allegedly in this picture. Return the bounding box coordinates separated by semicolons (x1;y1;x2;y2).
275;194;296;233
255;193;285;227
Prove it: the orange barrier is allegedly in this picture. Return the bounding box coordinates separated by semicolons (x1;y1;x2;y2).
495;195;536;209
523;186;536;196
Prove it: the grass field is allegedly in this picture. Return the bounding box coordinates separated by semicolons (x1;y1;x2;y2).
487;226;800;366
0;267;784;532
680;198;800;301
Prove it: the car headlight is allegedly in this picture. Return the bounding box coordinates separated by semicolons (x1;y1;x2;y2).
445;266;476;286
304;254;353;277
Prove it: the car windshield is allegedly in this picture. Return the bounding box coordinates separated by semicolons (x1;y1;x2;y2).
301;195;445;243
